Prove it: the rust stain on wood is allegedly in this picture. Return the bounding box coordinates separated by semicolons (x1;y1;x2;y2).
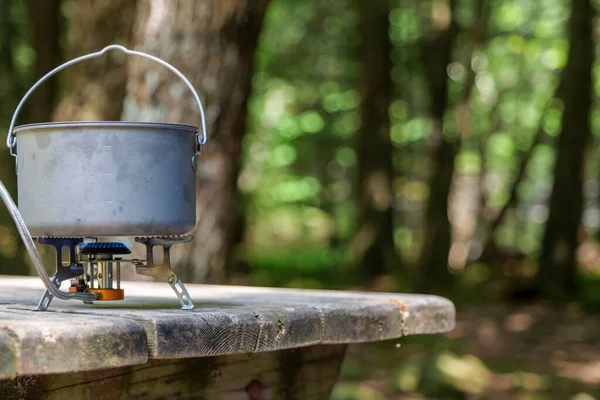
387;299;408;313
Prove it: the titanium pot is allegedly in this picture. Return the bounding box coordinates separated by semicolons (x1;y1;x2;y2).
5;45;207;237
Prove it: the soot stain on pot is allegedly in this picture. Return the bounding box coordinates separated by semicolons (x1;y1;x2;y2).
43;156;59;175
107;135;138;168
65;132;99;159
35;134;52;149
116;162;132;183
183;183;192;205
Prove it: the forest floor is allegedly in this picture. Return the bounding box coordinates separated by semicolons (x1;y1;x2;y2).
331;301;600;400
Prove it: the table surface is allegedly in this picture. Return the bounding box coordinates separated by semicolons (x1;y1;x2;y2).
0;275;455;379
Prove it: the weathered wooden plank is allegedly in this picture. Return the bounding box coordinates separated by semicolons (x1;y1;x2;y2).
0;276;455;362
320;301;404;343
0;331;15;380
251;306;323;352
400;294;456;335
144;306;323;356
0;278;455;331
0;309;148;378
0;344;347;400
0;305;323;358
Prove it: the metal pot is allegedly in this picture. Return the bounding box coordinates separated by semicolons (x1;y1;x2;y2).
15;121;197;237
5;45;207;238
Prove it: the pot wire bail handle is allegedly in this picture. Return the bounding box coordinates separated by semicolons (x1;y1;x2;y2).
5;44;208;157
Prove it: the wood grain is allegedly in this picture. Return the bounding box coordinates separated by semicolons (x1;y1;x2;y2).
0;330;15;379
0;308;147;379
0;344;347;400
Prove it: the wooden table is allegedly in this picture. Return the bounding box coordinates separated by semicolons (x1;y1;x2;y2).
0;276;454;399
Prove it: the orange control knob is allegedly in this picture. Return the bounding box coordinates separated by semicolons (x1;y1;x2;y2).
86;289;125;301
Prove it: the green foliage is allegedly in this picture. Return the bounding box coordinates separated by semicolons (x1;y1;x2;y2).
244;0;362;248
240;0;585;279
0;0;37;275
243;246;352;288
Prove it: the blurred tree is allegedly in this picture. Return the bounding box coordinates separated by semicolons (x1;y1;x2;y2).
352;0;401;279
53;0;136;121
0;0;25;108
449;0;488;270
538;0;594;300
123;0;270;283
28;0;61;123
416;0;459;290
243;0;361;254
481;102;554;262
0;0;28;275
481;121;545;259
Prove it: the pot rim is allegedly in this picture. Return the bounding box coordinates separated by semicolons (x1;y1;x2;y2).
13;121;198;134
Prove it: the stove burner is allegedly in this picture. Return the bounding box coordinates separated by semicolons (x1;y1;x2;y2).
78;242;132;255
33;236;195;310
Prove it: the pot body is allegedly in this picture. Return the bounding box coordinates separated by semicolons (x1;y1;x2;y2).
15;122;197;237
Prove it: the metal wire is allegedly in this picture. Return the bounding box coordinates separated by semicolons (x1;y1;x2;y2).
6;44;208;156
0;178;96;302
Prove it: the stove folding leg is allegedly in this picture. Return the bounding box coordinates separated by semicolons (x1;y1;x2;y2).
35;238;85;311
134;236;195;310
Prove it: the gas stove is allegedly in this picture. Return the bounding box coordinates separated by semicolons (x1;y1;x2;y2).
34;236;194;310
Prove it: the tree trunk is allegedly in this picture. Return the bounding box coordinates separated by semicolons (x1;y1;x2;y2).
416;0;458;291
0;0;23;107
447;0;488;270
53;0;137;121
123;0;270;283
0;0;26;275
28;0;61;123
351;0;400;280
538;0;594;300
480;104;549;261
